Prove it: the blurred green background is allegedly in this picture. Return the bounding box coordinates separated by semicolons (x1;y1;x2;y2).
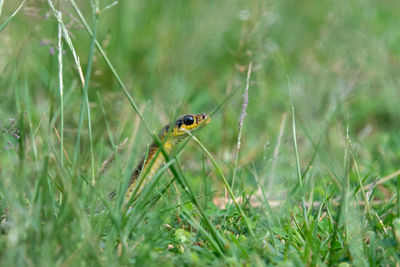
1;0;400;265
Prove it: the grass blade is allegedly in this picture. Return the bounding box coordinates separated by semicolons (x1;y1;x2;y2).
0;0;25;32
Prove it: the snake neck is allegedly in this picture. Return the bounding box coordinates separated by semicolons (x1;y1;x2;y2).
125;139;176;202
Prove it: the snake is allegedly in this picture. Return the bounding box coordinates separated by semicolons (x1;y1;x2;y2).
124;113;211;203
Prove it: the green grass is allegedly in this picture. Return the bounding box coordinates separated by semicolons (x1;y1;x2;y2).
1;0;400;266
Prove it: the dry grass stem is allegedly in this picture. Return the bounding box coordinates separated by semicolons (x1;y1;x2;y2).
363;169;400;191
96;138;128;179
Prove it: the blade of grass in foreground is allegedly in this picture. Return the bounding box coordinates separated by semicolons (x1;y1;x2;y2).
288;76;314;263
84;5;98;184
288;76;308;225
71;5;98;180
57;19;64;168
0;0;25;32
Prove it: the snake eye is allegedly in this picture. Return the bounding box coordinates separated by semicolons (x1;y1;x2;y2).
183;115;194;125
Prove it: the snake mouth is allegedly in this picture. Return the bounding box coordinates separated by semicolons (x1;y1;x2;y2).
202;116;211;125
197;114;211;129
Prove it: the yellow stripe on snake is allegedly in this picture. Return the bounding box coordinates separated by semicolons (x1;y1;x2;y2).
125;113;211;203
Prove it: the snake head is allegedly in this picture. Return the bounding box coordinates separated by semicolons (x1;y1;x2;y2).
159;113;211;140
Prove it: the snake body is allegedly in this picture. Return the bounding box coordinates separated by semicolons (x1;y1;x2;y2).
125;113;211;202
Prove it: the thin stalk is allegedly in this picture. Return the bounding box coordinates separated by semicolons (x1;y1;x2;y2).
291;106;303;186
96;92;116;149
201;154;209;210
342;121;350;242
363;169;400;190
72;92;86;168
23;79;39;171
46;0;85;86
209;85;242;117
231;62;252;193
268;113;287;187
85;3;98;184
0;0;25;32
57;18;64;168
288;76;308;227
349;142;371;214
225;62;252;229
95;93;127;182
0;0;4;16
72;6;98;178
